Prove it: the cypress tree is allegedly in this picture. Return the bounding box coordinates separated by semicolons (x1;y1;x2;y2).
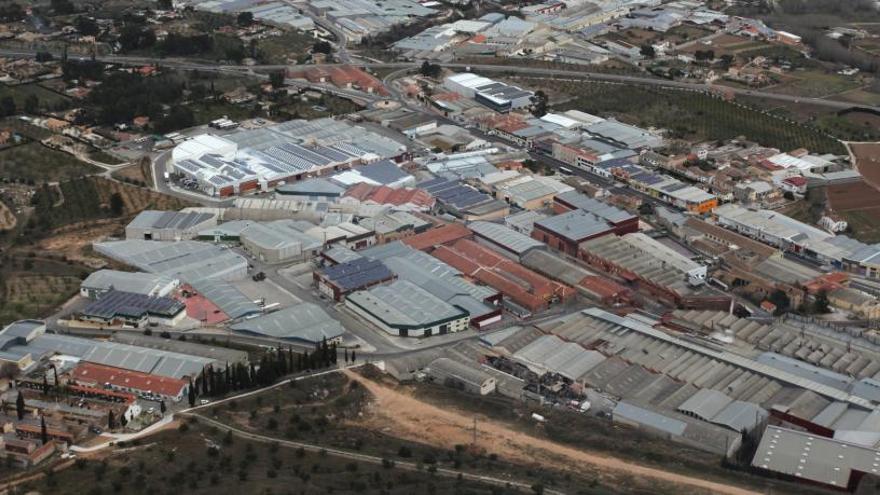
15;391;24;420
40;416;48;444
42;375;49;395
344;348;349;364
351;350;356;363
108;410;116;430
160;401;167;414
188;378;196;407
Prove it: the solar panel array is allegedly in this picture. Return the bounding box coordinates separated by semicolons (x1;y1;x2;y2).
82;290;185;320
419;178;492;209
320;257;394;291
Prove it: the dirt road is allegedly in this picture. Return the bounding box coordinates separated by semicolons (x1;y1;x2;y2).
347;371;760;495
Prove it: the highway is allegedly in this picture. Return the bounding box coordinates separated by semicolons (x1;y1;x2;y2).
0;47;872;112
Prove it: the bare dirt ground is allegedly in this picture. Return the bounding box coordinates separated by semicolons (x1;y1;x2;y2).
31;220;122;268
850;142;880;190
0;201;14;230
346;371;759;495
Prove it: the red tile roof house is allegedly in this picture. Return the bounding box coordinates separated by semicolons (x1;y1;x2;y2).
72;363;189;402
781;176;807;195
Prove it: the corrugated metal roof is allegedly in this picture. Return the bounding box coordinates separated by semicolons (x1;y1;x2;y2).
752;425;880;488
81;270;176;296
189;279;262;320
469;221;544;255
346;280;467;328
613;401;687;436
230;303;344;343
22;334;214;379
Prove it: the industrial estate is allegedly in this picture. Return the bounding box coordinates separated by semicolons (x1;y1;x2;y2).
1;0;880;494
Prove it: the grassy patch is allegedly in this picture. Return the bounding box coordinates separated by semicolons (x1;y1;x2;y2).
0;257;86;325
835;87;880;106
87;150;126;165
839;209;880;244
206;373;599;494
111;160;152;186
542;80;845;154
815;113;880;141
770;70;861;98
18;420;509;495
190;100;259;125
0;141;100;183
256;31;315;65
0;83;71;111
25;176;193;236
275;94;361;119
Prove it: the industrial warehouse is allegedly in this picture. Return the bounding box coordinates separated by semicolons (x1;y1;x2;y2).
168;118;407;196
8;12;880;488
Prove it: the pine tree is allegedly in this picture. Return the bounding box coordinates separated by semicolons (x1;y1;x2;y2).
40;416;48;444
15;391;24;420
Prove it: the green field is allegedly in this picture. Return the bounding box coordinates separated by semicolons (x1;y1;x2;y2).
839;209;880;244
190;100;259;125
543;80;846;154
770;70;861;99
0;142;100;183
0;83;71;112
87;149;126;165
256;31;316;65
0;257;86;326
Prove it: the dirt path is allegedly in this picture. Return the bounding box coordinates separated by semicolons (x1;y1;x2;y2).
0;201;15;231
347;371;760;495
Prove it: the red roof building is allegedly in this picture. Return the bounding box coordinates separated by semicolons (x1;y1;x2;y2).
72;363;189;402
289;66;389;96
401;223;471;252
344;183;435;210
432;239;574;313
579;276;632;305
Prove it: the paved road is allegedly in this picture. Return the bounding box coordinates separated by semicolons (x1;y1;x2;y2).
0;47;871;111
